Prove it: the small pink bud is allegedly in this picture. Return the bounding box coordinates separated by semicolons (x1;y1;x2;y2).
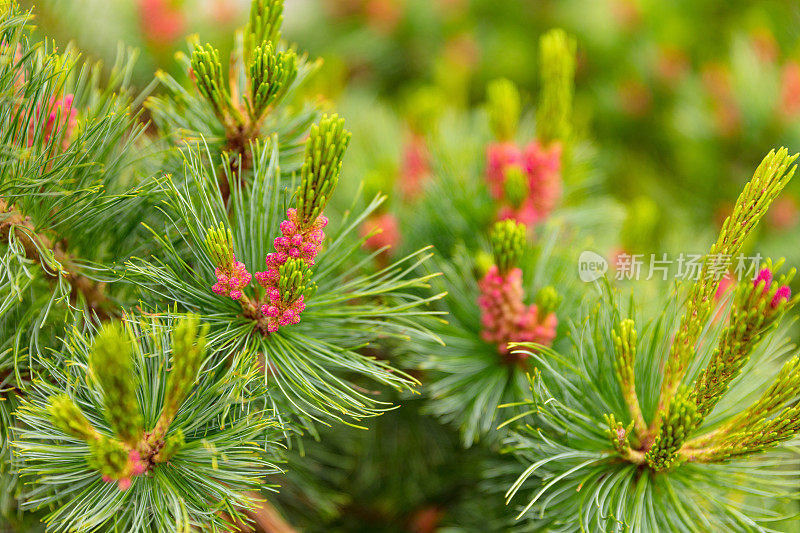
477;265;557;356
360;213;400;252
754;268;773;291
279;309;297;325
772;285;791;307
230;290;242;300
265;253;282;268
117;477;132;491
129;451;147;476
485;142;524;200
310;229;325;242
280;220;296;235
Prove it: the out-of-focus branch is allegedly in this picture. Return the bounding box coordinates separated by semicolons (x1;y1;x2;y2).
226;494;297;533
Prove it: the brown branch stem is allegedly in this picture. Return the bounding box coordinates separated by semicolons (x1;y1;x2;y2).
0;199;113;320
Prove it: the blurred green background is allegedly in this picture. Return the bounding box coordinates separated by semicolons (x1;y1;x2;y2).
25;0;800;258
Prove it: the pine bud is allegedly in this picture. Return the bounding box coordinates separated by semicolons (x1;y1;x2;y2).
612;319;637;389
693;261;796;420
245;0;283;59
611;319;646;436
249;43;297;119
603;413;634;455
536;29;576;145
534;286;560;317
88;436;129;482
161;316;209;428
47;394;96;441
502;166;530;209
205;223;235;269
486;78;520;142
772;285;792;307
474;251;493;278
278;257;311;305
295;114;352;227
751;263;794;311
259;257;310;332
153;430;185;464
490;219;526;274
206;224;252;300
645;388;700;471
190;43;233;121
403;85;445;135
89;322;143;447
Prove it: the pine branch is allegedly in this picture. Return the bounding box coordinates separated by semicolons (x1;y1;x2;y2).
644;387;701;471
245;0;284;61
687;354;800;449
296;114;352;224
486;78;520;142
502;147;800;526
692;263;795;420
149;0;322;207
14;314;279;531
611;319;647;440
125;137;441;427
236;496;297;533
681;401;800;463
653;148;798;434
536;29;576;146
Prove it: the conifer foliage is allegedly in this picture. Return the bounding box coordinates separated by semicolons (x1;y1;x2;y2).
505;149;800;531
3;1;800;532
1;0;440;530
